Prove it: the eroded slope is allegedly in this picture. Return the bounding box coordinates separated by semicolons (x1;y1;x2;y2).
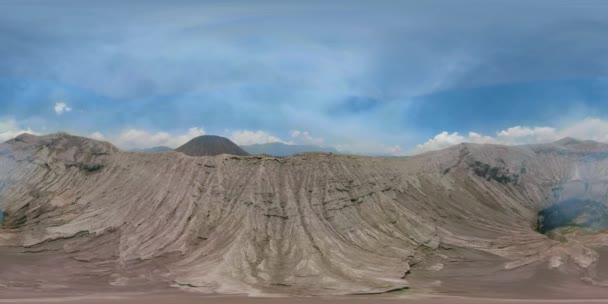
1;134;608;296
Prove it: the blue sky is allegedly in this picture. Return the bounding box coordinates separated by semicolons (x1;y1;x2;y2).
2;0;608;154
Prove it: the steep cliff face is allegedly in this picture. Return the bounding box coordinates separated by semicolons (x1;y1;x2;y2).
1;133;608;295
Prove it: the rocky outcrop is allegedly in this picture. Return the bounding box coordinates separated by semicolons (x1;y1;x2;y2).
1;133;608;295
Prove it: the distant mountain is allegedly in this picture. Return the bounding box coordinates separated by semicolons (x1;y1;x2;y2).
175;135;249;156
241;142;338;157
130;146;172;153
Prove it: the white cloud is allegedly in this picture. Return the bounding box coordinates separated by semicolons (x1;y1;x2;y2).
334;141;408;157
110;127;205;150
91;128;327;150
0;118;38;142
227;129;326;146
496;126;557;144
415;131;465;153
414;131;497;153
288;130;324;146
385;145;405;156
229;130;282;146
54;102;72;115
90;132;105;140
558;118;608;143
413;117;608;154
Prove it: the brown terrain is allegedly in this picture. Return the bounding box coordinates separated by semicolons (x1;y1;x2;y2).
1;133;608;303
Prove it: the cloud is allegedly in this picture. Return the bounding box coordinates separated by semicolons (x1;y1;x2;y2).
413;118;608;154
110;127;205;150
54;102;72;115
0;118;38;142
558;118;608;143
414;131;497;153
333;141;407;157
228;129;327;146
76;127;329;151
229;130;282;146
89;132;105;140
288;130;324;146
385;145;405;156
496;126;558;145
2;2;608;159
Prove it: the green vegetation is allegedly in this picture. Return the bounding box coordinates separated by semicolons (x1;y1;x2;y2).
67;163;105;173
471;161;518;184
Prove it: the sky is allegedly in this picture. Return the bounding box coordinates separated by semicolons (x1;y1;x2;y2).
2;0;608;155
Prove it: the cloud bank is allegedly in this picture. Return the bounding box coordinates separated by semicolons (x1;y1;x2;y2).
54;102;72;115
3;116;608;157
0;119;38;142
2;1;608;157
90;128;206;150
414;118;608;154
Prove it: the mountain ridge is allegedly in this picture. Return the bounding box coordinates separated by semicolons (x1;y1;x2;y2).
1;133;608;296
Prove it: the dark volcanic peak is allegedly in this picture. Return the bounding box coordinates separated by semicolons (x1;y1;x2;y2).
175;135;249;157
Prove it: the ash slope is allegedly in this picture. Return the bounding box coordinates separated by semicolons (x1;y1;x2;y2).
1;134;608;295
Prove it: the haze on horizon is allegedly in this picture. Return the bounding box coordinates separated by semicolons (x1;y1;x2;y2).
2;0;608;155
